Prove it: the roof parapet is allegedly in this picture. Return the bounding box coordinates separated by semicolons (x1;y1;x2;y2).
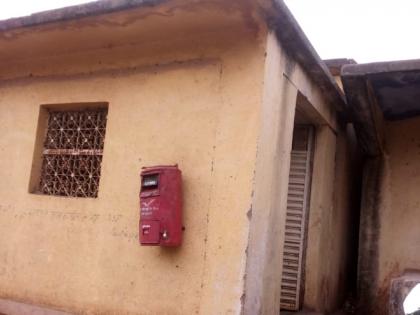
0;0;347;116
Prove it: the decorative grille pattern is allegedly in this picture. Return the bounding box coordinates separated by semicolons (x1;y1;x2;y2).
39;109;107;198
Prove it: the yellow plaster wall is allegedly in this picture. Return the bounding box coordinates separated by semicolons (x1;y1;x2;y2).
0;4;267;314
0;2;359;314
374;116;420;312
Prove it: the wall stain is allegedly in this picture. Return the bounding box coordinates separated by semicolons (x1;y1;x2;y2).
357;156;385;315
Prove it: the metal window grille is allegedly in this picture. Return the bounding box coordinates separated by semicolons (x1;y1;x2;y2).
39;109;108;198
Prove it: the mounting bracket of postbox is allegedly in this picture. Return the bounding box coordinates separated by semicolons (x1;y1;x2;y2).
139;165;182;246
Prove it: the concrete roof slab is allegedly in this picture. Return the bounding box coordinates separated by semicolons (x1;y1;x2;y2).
342;59;420;77
369;70;420;120
342;59;420;156
343;59;420;120
324;58;356;76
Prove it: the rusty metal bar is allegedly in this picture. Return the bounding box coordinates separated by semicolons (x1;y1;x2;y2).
43;149;103;156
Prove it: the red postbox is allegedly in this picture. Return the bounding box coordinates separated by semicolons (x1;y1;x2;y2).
139;165;182;246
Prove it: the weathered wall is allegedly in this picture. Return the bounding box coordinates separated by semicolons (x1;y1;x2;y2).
244;30;359;314
243;30;298;315
304;123;361;313
0;3;267;314
284;49;361;314
0;2;360;314
363;116;420;314
304;126;337;312
333;124;362;302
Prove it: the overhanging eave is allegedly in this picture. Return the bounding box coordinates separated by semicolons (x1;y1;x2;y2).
342;59;420;157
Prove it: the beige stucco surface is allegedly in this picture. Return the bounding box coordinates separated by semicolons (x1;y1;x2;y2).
0;1;359;314
374;116;420;312
0;2;267;314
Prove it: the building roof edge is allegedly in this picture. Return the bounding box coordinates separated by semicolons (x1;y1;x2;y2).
0;0;347;113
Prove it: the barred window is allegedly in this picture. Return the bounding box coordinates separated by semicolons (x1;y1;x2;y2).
38;109;108;198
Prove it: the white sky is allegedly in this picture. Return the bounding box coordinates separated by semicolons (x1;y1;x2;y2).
0;0;419;64
0;0;93;20
284;0;420;63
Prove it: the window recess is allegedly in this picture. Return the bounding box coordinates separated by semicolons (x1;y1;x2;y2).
37;108;108;198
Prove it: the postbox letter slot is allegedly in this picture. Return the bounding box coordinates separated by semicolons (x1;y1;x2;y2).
141;174;159;190
139;166;182;247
